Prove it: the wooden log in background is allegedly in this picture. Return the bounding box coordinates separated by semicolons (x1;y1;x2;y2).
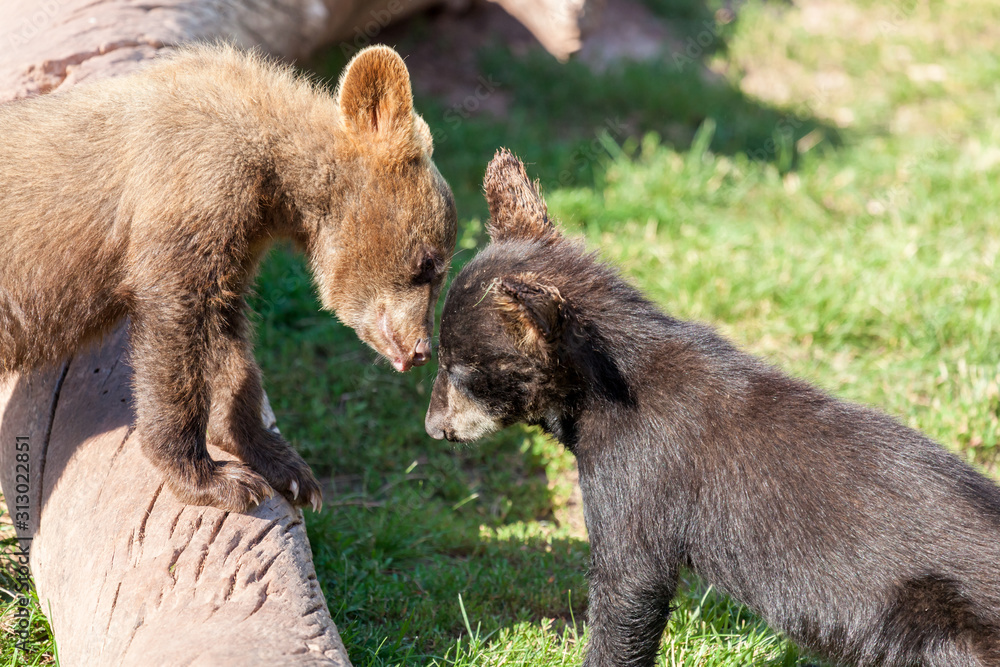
0;0;597;664
0;0;594;100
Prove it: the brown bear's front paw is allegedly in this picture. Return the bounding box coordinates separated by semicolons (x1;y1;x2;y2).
206;428;323;512
268;458;323;512
167;460;275;513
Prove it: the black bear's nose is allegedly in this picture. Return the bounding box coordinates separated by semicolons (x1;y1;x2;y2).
424;410;447;440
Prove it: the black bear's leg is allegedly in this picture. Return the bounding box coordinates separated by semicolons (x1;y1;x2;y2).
578;466;678;667
583;552;677;667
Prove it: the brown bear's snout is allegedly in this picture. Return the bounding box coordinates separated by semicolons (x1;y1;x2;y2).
412;338;432;367
387;337;431;373
373;306;434;372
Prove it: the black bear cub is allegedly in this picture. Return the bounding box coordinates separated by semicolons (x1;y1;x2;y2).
425;150;1000;667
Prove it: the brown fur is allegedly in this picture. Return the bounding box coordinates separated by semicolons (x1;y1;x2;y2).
0;43;457;512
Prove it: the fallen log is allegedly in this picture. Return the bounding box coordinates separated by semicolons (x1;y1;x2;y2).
1;326;350;666
0;0;596;100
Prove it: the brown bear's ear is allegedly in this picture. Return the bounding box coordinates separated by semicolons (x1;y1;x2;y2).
492;274;565;360
484;149;557;243
337;45;414;140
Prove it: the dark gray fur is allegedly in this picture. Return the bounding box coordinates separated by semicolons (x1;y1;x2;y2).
425;149;1000;667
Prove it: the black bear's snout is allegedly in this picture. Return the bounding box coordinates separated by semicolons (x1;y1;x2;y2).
425;372;450;440
424;412;447;440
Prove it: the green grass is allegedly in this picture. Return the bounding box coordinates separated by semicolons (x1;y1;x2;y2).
4;0;1000;663
0;536;56;666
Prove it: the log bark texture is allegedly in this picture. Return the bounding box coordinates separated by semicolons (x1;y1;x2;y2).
0;327;351;666
0;0;596;664
0;0;440;100
0;0;595;101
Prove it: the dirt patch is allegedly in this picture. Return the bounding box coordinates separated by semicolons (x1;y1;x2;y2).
376;2;536;118
577;0;683;71
552;464;588;539
369;0;677;120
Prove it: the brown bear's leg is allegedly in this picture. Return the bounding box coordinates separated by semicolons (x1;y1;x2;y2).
130;293;273;512
206;298;322;511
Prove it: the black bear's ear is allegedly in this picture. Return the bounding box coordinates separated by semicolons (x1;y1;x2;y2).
337;45;414;142
492;274;565;360
484;149;558;243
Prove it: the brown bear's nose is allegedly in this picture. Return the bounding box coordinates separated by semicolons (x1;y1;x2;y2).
388;339;431;373
411;338;432;367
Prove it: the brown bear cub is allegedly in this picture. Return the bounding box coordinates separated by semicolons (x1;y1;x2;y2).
426;150;1000;666
0;44;457;513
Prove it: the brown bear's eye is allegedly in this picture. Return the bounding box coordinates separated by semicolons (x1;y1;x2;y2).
412;251;439;286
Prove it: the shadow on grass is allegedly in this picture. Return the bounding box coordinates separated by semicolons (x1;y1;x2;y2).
307;498;590;664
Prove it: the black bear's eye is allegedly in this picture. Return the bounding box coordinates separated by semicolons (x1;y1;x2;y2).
449;364;469;385
448;364;477;394
412;251;439;286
